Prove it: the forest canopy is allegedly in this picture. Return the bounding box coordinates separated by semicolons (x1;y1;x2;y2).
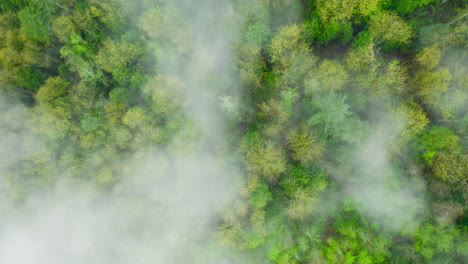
0;0;467;263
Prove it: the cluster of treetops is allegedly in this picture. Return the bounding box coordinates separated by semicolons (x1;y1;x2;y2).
0;0;466;263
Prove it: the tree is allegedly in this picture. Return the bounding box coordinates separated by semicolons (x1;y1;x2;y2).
419;126;461;163
30;0;59;15
18;7;52;44
219;223;249;250
309;92;350;135
32;104;74;141
380;60;408;95
418;23;449;46
246;140;287;181
122;106;151;130
32;76;73;141
285;187;317;221
345;43;376;72
416;44;442;70
393;0;436;15
250;180;273;209
96;38;143;73
395;101;429;138
368;11;412;45
138;6;191;56
238;47;266;89
413;67;452;104
431;202;464;225
355;0;381;16
52;15;76;43
287;125;325;166
308;91;368;142
0;26;51;91
35;76;68;107
270;25;309;62
244;21;271;48
353;59;408;98
0;0;27;12
315;0;356;23
309;0;381;44
315;0;381;22
414;223;461;261
258;99;289;138
270;24;316;88
304;59;349;94
432;151;468;190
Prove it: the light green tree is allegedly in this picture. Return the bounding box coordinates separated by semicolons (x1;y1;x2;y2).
287;125;325;166
416;44;442;70
18;7;52;43
419;126;461;163
368;11;412;45
246;140;287;181
433;151;467;190
414;223;462;261
285;187;317;221
96;38;143;73
305;59;349;94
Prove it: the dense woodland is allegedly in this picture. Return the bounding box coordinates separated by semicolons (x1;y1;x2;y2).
0;0;467;263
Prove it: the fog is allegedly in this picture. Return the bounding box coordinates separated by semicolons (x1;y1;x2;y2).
1;0;463;262
348;116;427;232
0;0;248;263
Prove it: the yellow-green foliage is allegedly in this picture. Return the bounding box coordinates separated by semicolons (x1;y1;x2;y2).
287;125;324;165
369;11;412;44
246;141;287;180
1;0;467;263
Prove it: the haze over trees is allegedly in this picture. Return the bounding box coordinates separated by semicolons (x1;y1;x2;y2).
0;0;467;263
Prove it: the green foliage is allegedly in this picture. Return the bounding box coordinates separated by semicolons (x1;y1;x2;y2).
368;11;412;45
270;24;311;65
353;30;373;48
393;0;436;15
304;59;349;94
321;20;353;44
1;1;467;263
309;92;368;142
15;66;49;91
245;21;271;46
346;43;376;72
314;0;381;23
418;23;449;46
258;99;289;138
416;44;442;70
396;101;430;138
219;223;249;250
18;7;52;43
30;0;58;15
413;67;452;104
432;151;468;189
323;214;392;264
286;124;324;165
96;38;143;73
309;92;350;134
68;32;95;56
0;0;27;12
250;180;273;209
35;76;68;107
284;187;317;221
414;223;461;260
246;141;287;181
81;113;103;132
419;126;461;163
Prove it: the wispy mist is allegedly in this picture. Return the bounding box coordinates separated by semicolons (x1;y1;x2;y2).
0;0;247;263
348;119;427;232
1;0;466;263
